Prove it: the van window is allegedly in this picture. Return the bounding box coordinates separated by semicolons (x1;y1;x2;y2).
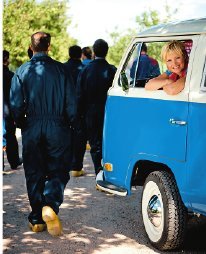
119;40;193;91
118;42;141;88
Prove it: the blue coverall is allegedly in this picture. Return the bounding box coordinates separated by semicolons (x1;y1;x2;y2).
10;53;76;225
76;58;116;175
64;58;85;171
3;65;21;169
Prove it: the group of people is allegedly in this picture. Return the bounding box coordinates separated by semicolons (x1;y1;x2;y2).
4;31;116;236
3;31;188;237
64;45;92;177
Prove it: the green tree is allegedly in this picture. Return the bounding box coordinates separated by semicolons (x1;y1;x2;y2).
3;0;76;69
136;4;177;32
135;5;177;71
108;4;177;67
107;28;135;67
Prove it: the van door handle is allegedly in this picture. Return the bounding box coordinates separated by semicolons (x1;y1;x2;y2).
169;119;187;125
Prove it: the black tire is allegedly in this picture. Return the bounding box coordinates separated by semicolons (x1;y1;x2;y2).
141;170;187;251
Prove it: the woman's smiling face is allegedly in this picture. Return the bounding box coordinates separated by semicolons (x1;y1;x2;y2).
166;51;185;76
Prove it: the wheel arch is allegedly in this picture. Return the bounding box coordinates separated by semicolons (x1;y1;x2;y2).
131;159;174;187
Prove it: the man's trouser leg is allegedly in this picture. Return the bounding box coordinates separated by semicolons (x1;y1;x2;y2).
5;117;21;168
88;126;103;175
72;123;87;171
22;123;71;224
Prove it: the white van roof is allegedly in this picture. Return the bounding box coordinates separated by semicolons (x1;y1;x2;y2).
138;18;206;37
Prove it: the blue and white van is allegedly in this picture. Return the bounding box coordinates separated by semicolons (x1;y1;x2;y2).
96;18;206;251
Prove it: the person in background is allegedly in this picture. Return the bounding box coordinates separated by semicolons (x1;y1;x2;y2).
145;40;188;95
76;39;116;177
64;45;86;177
3;119;6;170
81;46;93;65
10;32;76;236
3;50;22;170
69;46;94;177
130;43;160;85
64;45;84;84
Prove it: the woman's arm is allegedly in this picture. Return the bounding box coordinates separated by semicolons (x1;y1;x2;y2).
145;73;173;90
163;76;186;95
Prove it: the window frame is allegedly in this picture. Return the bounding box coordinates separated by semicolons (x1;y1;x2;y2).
200;57;206;92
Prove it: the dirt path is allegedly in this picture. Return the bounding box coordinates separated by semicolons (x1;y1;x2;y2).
3;132;206;254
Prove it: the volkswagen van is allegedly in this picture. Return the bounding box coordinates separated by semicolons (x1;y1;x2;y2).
96;18;206;251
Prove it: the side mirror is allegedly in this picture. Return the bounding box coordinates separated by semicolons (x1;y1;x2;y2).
120;72;129;92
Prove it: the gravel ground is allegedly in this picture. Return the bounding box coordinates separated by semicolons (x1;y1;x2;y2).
2;131;206;254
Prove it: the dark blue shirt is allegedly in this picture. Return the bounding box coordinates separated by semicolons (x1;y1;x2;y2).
10;53;76;128
76;58;116;116
130;54;160;80
64;59;84;85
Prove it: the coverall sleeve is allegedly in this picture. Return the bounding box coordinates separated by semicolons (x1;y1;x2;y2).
65;72;77;127
10;72;26;128
76;68;86;118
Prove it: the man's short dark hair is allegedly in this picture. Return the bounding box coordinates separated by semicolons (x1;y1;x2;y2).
82;47;92;59
31;32;51;52
3;50;9;63
93;39;108;57
69;45;82;59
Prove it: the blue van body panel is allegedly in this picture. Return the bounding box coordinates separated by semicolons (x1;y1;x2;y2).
186;102;206;216
98;18;206;250
102;95;206;214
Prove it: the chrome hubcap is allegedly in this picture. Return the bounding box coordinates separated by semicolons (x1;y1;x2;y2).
147;195;162;227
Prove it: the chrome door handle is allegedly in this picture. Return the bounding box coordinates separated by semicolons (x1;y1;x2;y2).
169;119;187;125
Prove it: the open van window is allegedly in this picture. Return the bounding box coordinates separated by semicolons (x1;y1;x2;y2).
118;42;141;89
119;40;193;94
120;42;164;89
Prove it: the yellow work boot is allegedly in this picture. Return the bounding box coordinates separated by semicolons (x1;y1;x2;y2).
42;206;63;236
29;222;46;232
86;143;91;150
70;169;85;177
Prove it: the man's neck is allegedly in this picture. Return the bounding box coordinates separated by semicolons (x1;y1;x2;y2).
33;51;48;55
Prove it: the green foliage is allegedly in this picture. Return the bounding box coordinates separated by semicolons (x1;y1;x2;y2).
135;10;160;31
107;29;135;68
135;5;177;71
3;0;77;69
108;3;177;67
146;42;166;73
107;28;136;68
135;4;177;31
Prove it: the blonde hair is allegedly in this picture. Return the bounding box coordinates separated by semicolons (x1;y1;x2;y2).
161;40;188;63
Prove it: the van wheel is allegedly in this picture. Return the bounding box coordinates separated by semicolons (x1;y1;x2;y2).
141;171;187;251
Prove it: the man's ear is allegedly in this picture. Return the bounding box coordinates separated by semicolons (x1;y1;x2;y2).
48;44;51;52
30;45;34;52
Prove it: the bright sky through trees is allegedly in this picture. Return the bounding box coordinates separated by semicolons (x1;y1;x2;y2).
68;0;206;46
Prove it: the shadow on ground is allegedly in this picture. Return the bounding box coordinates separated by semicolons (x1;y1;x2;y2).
3;135;206;253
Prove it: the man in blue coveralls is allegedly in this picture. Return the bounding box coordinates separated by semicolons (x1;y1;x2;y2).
76;39;116;176
64;45;86;177
10;32;76;236
3;50;22;170
130;43;160;87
